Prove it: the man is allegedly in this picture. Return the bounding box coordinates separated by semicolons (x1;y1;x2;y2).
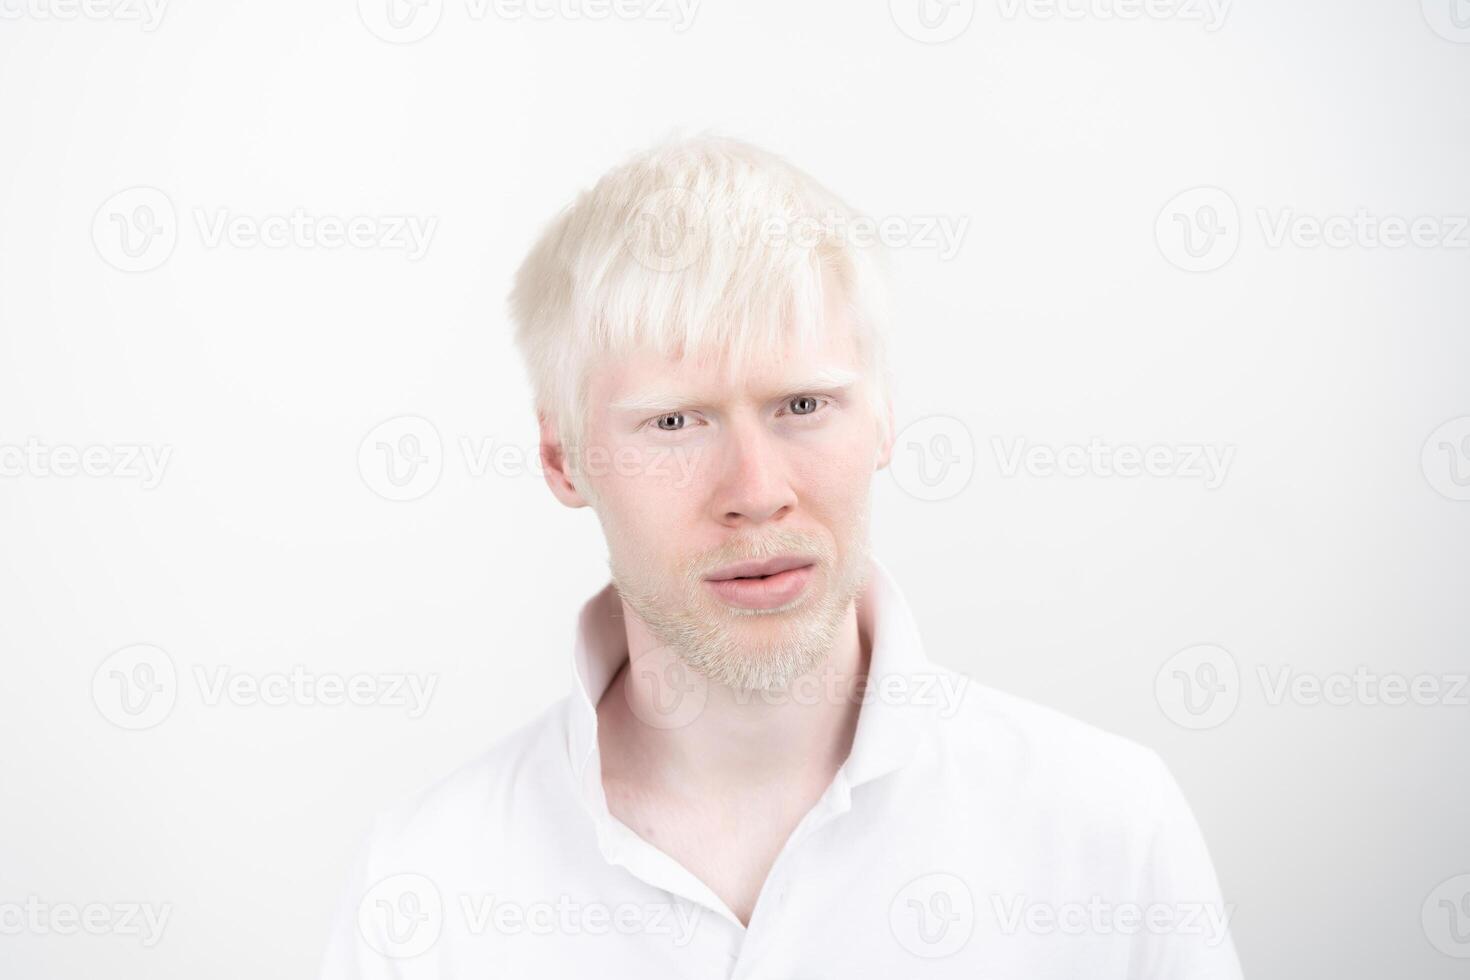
321;135;1243;978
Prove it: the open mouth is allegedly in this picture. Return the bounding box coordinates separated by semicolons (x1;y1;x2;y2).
703;556;816;610
704;555;814;582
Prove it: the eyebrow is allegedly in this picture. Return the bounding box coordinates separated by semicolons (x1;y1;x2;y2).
609;367;862;414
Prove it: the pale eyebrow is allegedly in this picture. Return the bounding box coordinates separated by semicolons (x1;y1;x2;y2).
609;368;862;415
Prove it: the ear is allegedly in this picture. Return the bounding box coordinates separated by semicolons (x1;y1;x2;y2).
538;413;590;509
874;396;896;471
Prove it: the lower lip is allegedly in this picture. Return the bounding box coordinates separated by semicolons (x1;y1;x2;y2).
705;565;815;610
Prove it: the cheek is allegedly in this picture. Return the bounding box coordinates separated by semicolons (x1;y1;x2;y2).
807;478;873;528
789;433;878;521
590;446;705;539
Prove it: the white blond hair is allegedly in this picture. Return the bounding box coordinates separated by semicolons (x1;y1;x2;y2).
508;133;892;459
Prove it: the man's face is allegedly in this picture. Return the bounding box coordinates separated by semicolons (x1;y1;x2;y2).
571;291;890;692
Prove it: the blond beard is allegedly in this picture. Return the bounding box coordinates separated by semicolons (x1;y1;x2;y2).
608;520;872;693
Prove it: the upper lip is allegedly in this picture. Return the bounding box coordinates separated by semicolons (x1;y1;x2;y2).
704;555;815;581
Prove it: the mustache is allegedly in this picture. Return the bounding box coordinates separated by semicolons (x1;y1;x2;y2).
684;530;834;579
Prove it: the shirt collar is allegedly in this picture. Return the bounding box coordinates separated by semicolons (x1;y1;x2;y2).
565;556;938;822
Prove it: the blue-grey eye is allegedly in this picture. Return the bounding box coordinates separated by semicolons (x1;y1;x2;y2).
655;412;686;431
789;395;819;415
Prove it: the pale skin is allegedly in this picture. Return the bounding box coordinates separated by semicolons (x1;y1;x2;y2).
537;287;895;927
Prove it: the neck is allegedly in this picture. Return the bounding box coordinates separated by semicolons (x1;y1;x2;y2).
597;601;869;796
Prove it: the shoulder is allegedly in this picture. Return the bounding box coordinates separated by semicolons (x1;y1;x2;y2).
354;698;581;875
926;670;1174;821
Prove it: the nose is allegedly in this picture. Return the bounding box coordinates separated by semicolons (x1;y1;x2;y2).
710;417;797;528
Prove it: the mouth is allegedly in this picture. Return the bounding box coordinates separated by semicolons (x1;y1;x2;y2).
704;555;815;582
703;555;816;610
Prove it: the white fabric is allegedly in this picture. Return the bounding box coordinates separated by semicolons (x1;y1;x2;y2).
320;558;1243;979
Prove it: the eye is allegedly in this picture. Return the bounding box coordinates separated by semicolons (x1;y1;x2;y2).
787;395;823;416
653;411;686;431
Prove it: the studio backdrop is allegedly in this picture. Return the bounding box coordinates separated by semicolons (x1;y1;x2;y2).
1;1;1467;978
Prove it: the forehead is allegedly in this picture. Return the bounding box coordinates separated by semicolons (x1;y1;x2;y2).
592;290;866;410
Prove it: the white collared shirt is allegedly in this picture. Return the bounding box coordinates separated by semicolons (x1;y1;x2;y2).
321;559;1243;979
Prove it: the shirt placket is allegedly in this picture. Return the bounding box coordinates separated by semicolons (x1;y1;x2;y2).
723;768;858;978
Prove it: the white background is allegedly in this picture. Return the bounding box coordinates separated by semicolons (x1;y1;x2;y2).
2;0;1468;977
